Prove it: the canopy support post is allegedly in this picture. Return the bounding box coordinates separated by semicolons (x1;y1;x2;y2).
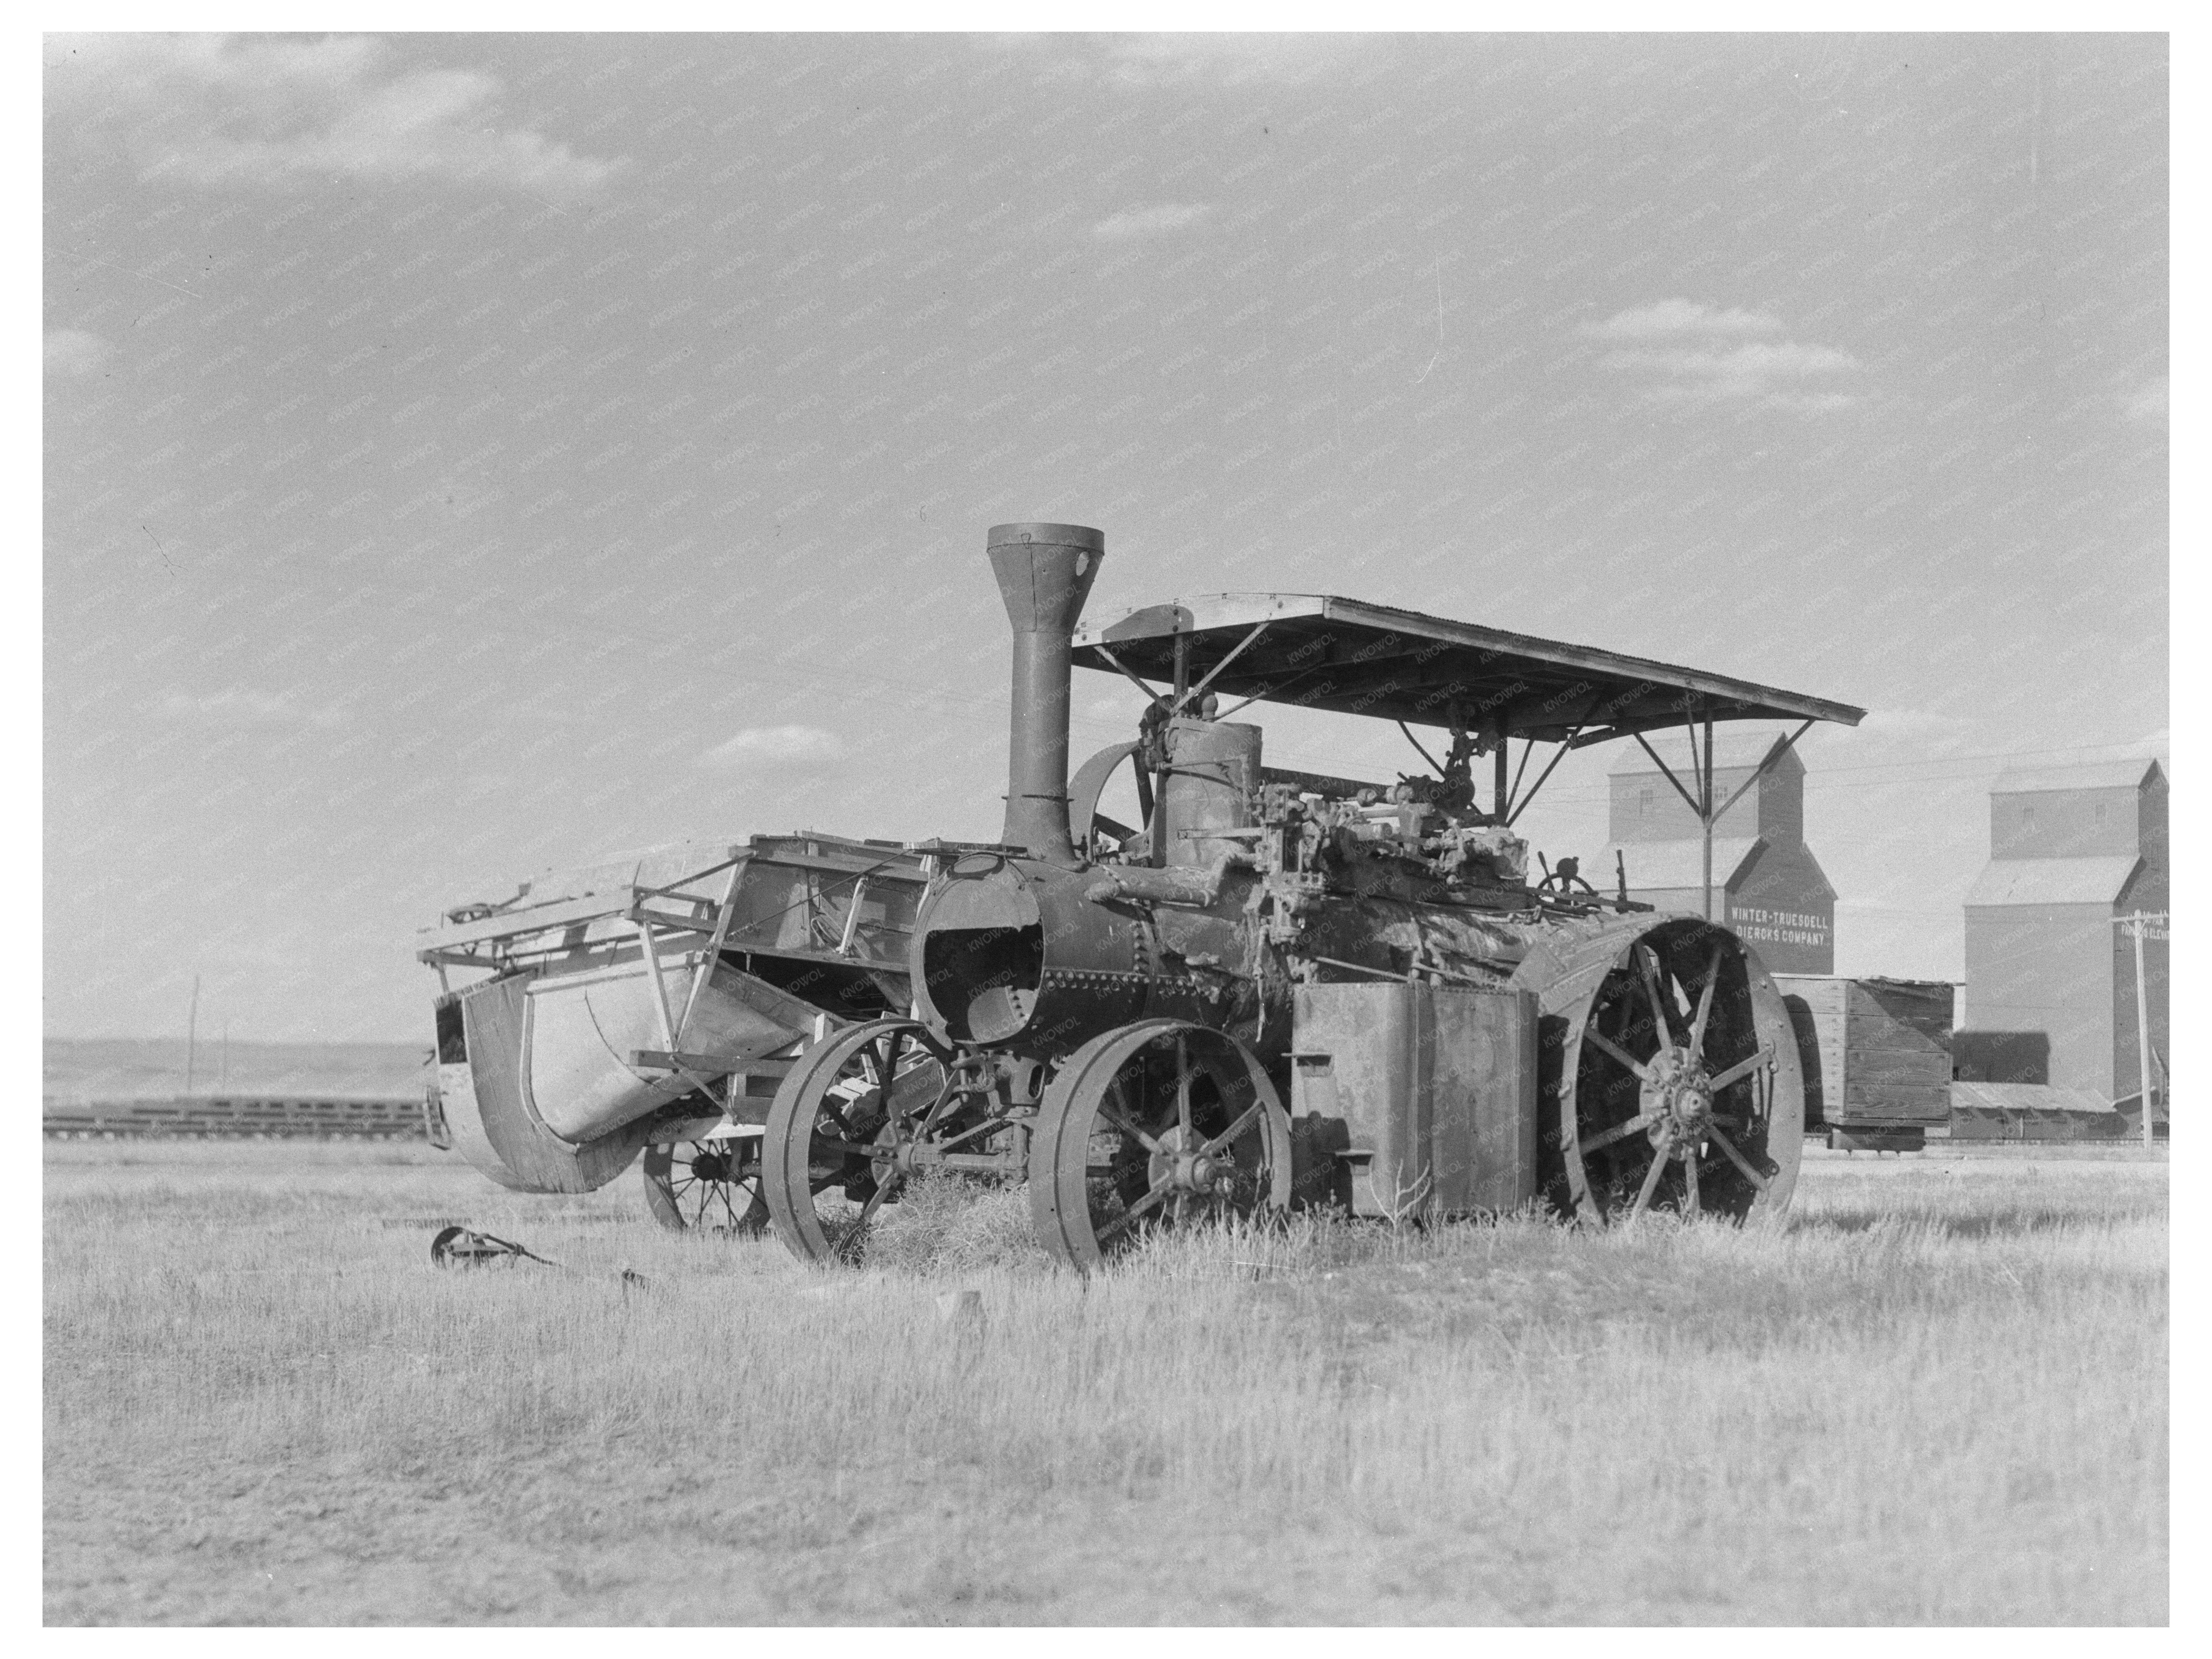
1090;643;1167;707
1508;692;1609;828
1710;718;1817;823
1630;729;1704;818
1175;620;1271;716
1700;708;1715;923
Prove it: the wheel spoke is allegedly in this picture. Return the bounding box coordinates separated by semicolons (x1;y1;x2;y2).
1689;944;1726;1055
1682;1149;1701;1217
1584;1028;1651;1082
1175;1035;1193;1140
1636;947;1677;1045
1580;1110;1657;1155
852;1169;902;1230
1095;1175;1174;1243
1626;1131;1674;1221
1707;1043;1774;1094
1096;1098;1161;1155
1707;1124;1771;1193
1197;1100;1262;1158
912;1069;960;1138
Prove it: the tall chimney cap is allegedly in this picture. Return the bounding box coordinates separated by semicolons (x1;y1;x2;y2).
987;522;1104;553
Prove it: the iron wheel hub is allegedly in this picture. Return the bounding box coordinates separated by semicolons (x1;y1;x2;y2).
1640;1045;1715;1153
1147;1125;1220;1196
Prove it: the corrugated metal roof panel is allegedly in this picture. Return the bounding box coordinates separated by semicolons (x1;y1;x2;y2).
1964;856;2139;908
1597;838;1764;892
1990;758;2163;794
1069;592;1864;740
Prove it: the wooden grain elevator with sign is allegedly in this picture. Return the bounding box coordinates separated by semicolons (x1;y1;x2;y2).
1598;731;1838;973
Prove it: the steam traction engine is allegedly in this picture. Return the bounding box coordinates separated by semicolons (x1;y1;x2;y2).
757;524;1864;1269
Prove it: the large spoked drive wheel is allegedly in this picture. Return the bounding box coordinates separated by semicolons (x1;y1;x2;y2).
1029;1018;1291;1272
1553;919;1802;1225
642;1137;770;1235
761;1018;952;1263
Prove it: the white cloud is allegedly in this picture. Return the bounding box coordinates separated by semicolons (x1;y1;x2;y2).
2122;727;2169;761
1835;708;1977;756
45;328;113;376
2120;376;2167;427
700;725;848;773
1581;301;1862;411
1579;300;1784;341
1853;708;1972;739
1092;203;1214;242
45;33;622;200
984;34;1378;91
155;688;345;728
1101;35;1370;87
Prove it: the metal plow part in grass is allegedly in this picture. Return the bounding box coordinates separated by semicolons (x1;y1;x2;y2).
429;1224;651;1290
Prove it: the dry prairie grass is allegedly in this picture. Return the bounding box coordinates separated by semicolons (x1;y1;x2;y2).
43;1140;2166;1625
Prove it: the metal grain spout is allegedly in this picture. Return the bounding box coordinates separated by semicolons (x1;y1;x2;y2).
987;522;1104;865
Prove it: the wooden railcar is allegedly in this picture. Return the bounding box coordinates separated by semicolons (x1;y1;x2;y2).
1775;975;1955;1153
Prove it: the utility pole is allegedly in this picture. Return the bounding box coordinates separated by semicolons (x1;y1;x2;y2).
184;974;201;1097
2114;912;2168;1148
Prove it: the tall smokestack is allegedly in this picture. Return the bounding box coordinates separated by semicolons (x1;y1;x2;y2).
987;522;1103;864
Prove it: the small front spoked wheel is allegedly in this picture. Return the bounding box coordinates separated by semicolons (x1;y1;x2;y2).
641;1137;770;1236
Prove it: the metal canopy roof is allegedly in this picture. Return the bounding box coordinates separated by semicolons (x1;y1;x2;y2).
1071;593;1864;745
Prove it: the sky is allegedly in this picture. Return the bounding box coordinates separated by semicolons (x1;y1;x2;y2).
43;31;2167;1044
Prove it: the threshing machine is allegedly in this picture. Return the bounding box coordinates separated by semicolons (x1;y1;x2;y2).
419;833;930;1231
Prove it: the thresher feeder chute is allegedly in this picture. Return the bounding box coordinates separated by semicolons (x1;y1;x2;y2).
417;834;930;1233
752;522;1862;1270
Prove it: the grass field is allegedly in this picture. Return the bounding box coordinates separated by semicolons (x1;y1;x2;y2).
44;1139;2167;1625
